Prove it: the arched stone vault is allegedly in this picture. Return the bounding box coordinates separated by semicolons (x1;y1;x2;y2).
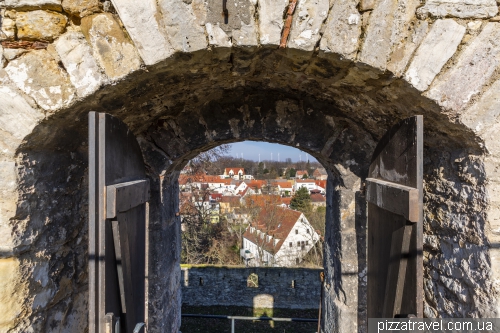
1;0;500;332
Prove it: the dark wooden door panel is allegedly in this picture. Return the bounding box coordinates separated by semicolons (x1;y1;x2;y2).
367;116;423;319
89;112;148;333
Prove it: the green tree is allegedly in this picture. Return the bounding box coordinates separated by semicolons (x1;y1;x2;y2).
290;187;311;213
289;168;296;178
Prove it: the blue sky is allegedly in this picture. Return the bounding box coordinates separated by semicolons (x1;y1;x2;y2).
227;141;317;162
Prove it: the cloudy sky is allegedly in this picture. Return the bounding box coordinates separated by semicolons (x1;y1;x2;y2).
227;141;317;162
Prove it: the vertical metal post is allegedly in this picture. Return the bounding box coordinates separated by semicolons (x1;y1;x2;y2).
231;318;235;333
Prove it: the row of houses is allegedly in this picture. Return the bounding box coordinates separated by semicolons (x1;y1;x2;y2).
179;167;326;266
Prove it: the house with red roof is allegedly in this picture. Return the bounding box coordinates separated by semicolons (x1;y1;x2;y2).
310;193;326;209
223;167;245;180
242;207;319;267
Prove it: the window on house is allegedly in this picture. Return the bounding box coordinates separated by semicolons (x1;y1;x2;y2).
307;229;310;234
297;241;300;246
291;280;296;288
295;229;298;234
289;242;292;247
247;273;259;288
306;241;309;246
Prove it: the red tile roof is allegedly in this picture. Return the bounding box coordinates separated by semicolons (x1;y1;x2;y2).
271;181;292;188
243;207;302;253
296;179;315;183
246;180;267;189
310;193;326;202
315;180;327;188
224;168;245;174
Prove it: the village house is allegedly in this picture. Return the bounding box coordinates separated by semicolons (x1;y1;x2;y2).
295;170;309;179
293;179;325;194
223;167;245;180
310;192;326;210
313;168;328;180
242;207;320;267
271;180;293;196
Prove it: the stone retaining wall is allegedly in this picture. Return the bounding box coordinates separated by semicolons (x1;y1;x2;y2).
181;267;322;310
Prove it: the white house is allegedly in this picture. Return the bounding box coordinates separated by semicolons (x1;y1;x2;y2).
242;207;320;267
223;168;245;179
293;179;325;194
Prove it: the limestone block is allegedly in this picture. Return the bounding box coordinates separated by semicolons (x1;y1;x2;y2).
81;13;141;80
359;0;420;70
16;10;68;42
0;258;22;331
0;15;16;41
387;20;428;76
157;0;208;52
109;0;173;65
0;84;44;156
319;0;361;59
404;19;465;91
4;0;62;11
257;0;288;46
5;50;75;111
425;23;500;112
0;161;17;256
204;0;258;47
54;31;105;97
288;0;329;52
205;23;231;48
62;0;101;18
2;48;28;61
417;0;498;19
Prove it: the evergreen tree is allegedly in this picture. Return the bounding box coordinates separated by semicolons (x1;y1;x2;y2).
290;187;311;212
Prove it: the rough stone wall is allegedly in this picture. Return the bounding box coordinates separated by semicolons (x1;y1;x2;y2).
181;267;322;310
1;0;500;332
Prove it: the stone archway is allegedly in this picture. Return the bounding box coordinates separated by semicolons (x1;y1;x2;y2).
1;0;500;332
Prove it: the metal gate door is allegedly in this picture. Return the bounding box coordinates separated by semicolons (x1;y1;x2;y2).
89;112;149;333
366;116;423;318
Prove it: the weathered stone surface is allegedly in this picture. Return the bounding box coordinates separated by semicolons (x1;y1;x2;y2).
4;0;62;11
157;0;208;53
0;161;18;255
0;83;43;157
287;0;329;52
0;258;23;331
16;10;68;42
425;22;500;112
81;13;141;80
182;267;322;309
405;19;465;91
62;0;101;18
5;50;75;111
0;12;17;41
359;0;420;70
54;31;105;97
387;20;428;76
0;46;4;68
257;0;288;46
109;0;173;65
205;23;231;48
460;79;500;166
2;48;28;61
417;0;498;19
204;0;258;47
319;0;361;59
